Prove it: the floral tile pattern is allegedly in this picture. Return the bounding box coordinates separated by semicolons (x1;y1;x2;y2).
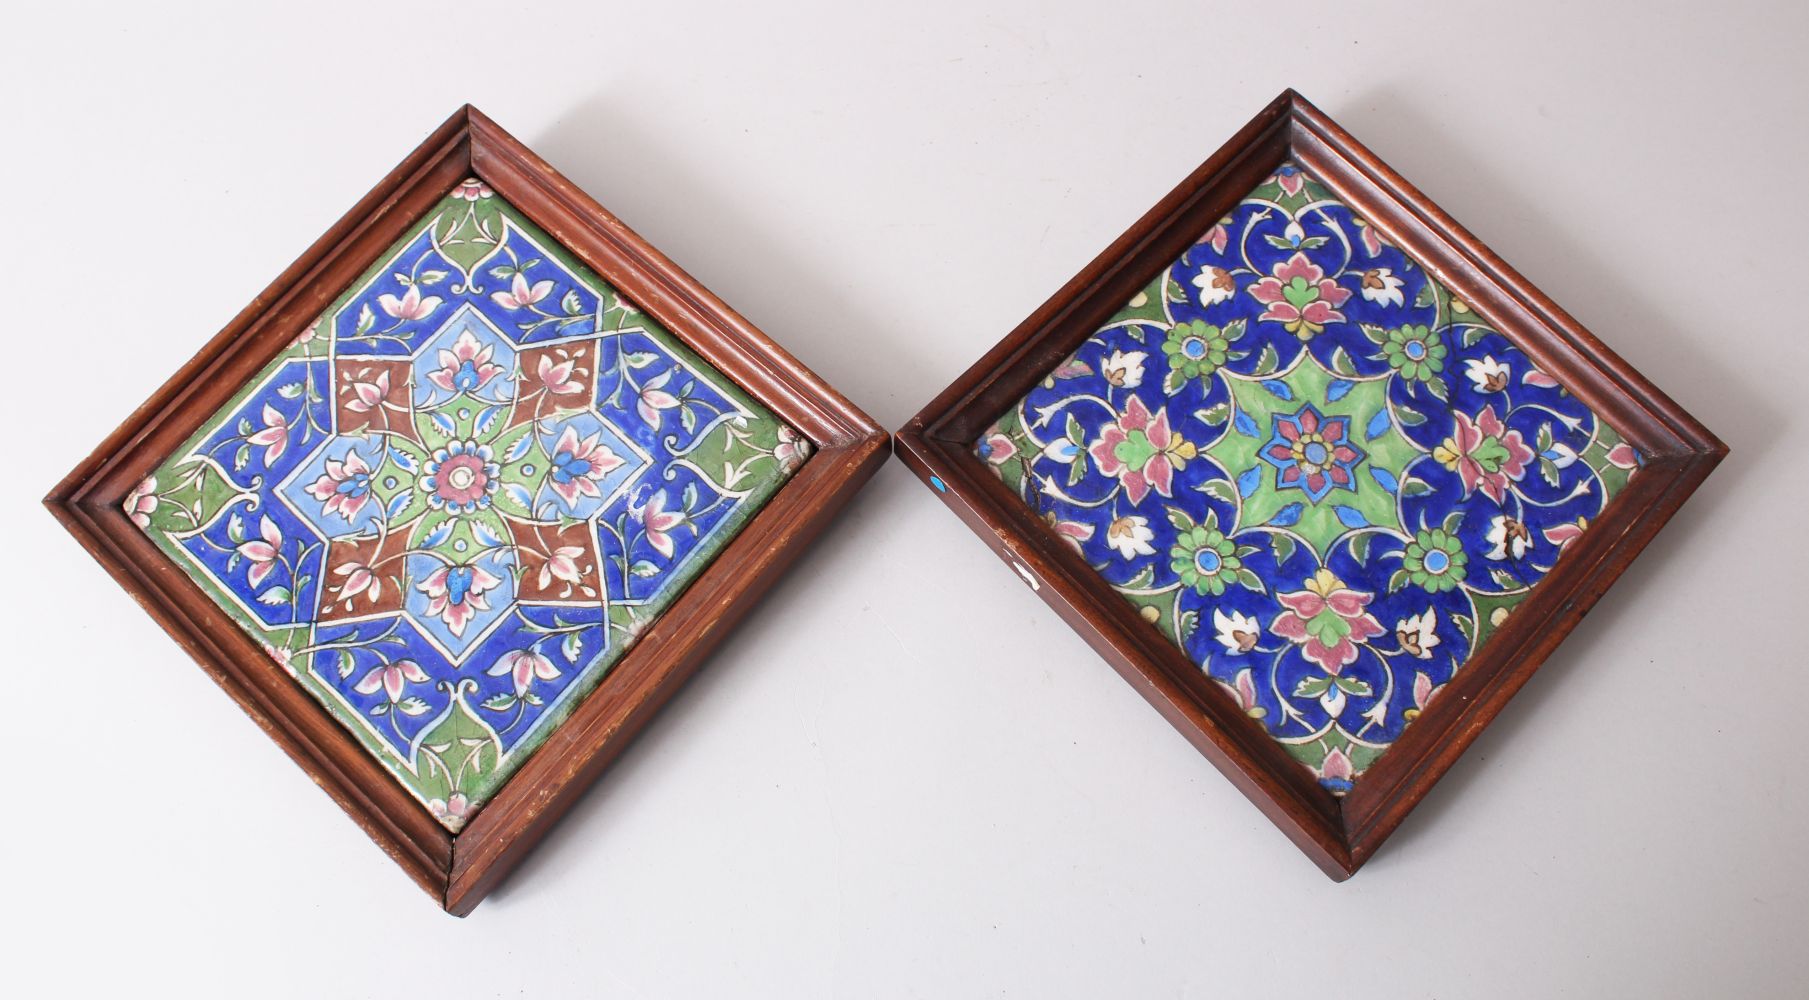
127;180;807;829
977;163;1638;794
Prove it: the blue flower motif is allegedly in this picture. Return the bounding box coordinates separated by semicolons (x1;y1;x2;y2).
1259;405;1364;504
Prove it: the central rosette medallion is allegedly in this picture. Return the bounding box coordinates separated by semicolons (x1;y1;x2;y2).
1206;353;1417;557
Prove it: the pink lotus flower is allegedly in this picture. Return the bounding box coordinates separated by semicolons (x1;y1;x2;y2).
635;491;688;559
124;476;158;529
489;649;562;697
1198;222;1229;255
534;353;584;396
246;403;290;465
1270;568;1385;674
636;370;681;426
378;283;442;322
417;563;503;637
1274;165;1306;197
260;641;296;672
429;793;471;830
1217;667;1266;719
1432;406;1535;504
491;272;553;310
773;424;810;472
536;545;585;589
547;425;627;508
1543;517;1589;552
1606;442;1639;470
236;516;284;587
1042;512;1095;553
354;658;430;702
306;449;375;521
979;431;1017;465
333;558;379;604
451;178;493;201
1087;395;1197;505
1318;746;1356;794
1404;671;1444;722
1248;252;1352;339
343;370;390;414
426;330;504;394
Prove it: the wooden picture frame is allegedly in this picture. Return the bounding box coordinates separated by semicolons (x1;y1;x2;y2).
895;90;1724;880
46;106;888;914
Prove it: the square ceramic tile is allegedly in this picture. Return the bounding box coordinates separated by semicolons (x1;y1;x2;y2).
973;161;1638;794
124;179;807;830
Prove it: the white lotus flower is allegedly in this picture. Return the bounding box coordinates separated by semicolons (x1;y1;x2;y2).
1465;355;1510;392
1395;609;1440;660
1193;265;1236;306
1100;350;1146;389
1104;515;1155;559
1213;608;1260;654
1040;437;1082;464
1358;267;1405;307
1320;682;1348;719
1485;514;1532;561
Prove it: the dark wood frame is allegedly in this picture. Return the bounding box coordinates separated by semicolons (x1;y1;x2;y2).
895;90;1725;880
44;106;889;914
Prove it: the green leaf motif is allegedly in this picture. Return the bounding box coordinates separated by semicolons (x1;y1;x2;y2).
1178;609;1199;642
1333;676;1373;696
1121;564;1156;591
1201;479;1237;504
1453;614;1476;645
1294;675;1334;698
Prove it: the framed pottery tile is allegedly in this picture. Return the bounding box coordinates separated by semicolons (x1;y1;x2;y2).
47;106;888;914
896;91;1724;879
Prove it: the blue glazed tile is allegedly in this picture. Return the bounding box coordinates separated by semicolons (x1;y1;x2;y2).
977;163;1638;793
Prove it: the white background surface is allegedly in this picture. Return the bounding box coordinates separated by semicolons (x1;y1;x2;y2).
3;2;1803;997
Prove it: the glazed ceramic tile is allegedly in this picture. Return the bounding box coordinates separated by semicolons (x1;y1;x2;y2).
126;180;808;829
976;163;1637;794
